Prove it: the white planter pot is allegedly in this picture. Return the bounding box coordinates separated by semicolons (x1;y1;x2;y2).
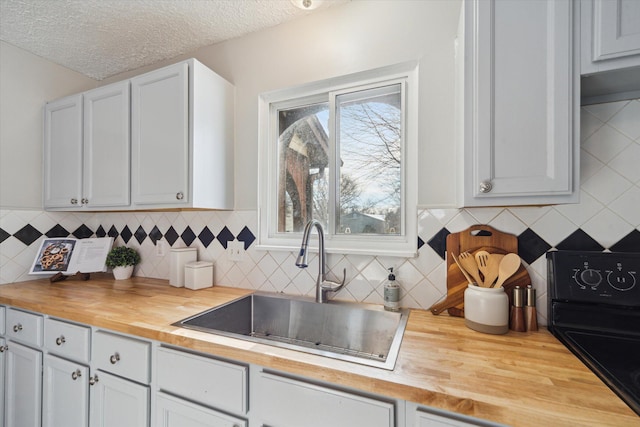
112;265;134;280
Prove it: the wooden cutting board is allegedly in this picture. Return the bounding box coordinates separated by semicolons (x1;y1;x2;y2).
429;224;532;317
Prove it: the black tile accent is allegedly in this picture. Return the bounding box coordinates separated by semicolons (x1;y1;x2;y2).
198;227;215;248
427;228;450;260
96;225;106;238
216;226;235;249
237;226;256;250
556;229;605;252
610;229;640;253
165;226;179;246
517;228;551;265
134;226;147;244
72;224;93;239
107;225;119;239
149;226;163;245
181;226;196;246
13;224;42;246
46;224;69;238
120;226;133;243
417;236;425;251
0;228;11;244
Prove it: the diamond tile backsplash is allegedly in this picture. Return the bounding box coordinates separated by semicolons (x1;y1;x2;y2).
1;100;639;326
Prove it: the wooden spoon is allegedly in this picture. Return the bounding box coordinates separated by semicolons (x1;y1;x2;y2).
483;253;504;287
475;251;491;286
451;252;474;285
458;251;483;285
494;253;521;288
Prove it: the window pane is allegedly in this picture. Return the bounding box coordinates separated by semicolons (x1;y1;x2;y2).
277;103;329;233
336;84;402;235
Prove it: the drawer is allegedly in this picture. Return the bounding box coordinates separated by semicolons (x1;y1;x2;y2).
156;392;247;427
157;346;248;415
93;330;150;384
45;318;91;363
6;308;43;347
0;306;5;335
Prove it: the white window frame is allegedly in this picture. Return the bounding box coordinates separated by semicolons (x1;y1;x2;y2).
257;62;419;257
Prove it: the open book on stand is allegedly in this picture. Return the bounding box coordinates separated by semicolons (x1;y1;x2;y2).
30;237;114;275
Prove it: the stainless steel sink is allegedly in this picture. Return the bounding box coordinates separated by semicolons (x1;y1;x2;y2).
173;292;409;370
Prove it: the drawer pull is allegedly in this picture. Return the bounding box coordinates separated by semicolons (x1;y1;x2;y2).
13;323;22;333
89;374;99;386
0;345;7;352
110;352;120;364
56;335;66;346
71;369;82;380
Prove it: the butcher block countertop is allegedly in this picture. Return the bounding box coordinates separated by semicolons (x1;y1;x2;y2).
0;275;637;426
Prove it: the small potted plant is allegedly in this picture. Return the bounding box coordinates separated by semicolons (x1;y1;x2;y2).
106;246;141;280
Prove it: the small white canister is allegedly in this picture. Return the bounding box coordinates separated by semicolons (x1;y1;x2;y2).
464;284;509;334
169;248;197;287
184;261;213;290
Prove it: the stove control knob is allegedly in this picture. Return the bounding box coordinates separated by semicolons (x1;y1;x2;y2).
607;271;636;291
580;269;602;287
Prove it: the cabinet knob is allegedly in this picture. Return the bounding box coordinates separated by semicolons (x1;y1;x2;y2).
81;198;89;205
89;374;99;386
71;369;82;380
479;180;493;193
109;352;120;364
176;192;184;200
56;335;66;346
0;345;7;352
13;323;22;333
70;198;78;205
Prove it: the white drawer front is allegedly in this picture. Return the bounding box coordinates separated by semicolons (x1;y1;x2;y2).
93;330;150;384
45;318;91;363
156;393;247;427
157;346;248;415
256;371;395;427
0;306;5;334
6;308;43;347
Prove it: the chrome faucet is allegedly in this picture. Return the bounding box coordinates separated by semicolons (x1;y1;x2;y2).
295;219;346;303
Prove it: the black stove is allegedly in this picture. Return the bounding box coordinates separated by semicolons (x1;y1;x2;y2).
547;250;640;416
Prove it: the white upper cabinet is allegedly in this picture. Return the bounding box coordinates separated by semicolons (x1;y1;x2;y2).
44;82;129;210
457;0;579;206
131;59;234;209
83;81;130;209
43;94;83;209
581;0;640;74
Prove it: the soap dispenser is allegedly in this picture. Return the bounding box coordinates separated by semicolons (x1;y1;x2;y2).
383;267;400;312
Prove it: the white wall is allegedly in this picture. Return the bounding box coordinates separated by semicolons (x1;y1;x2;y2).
102;0;462;209
0;41;97;209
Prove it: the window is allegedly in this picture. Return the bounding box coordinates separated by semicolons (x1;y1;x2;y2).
258;63;418;256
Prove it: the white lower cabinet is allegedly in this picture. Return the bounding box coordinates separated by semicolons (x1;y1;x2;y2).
5;341;42;427
156;393;247;427
406;402;502;427
43;354;90;427
0;337;6;427
90;370;149;427
253;369;395;427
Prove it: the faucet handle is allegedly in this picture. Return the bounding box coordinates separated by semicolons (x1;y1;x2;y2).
321;268;347;293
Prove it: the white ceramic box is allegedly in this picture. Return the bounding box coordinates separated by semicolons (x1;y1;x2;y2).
170;248;197;287
185;261;213;290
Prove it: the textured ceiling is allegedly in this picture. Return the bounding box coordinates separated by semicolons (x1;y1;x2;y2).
0;0;347;80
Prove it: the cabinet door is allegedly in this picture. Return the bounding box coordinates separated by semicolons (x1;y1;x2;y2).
590;0;640;63
83;81;130;208
5;341;42;427
43;354;90;427
0;338;5;427
44;93;83;209
131;62;189;206
89;371;149;427
461;0;577;206
255;371;394;427
156;393;247;427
